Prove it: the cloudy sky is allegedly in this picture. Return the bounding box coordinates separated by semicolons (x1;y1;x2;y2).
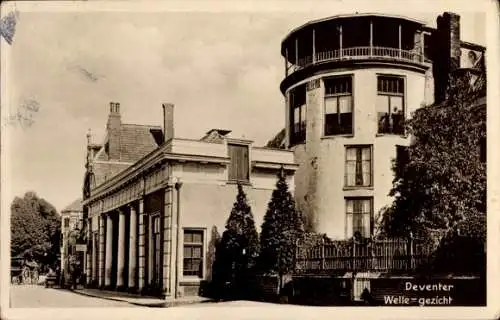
1;0;488;212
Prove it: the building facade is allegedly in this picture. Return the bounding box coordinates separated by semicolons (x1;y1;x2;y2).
60;199;84;278
279;12;485;240
82;103;297;298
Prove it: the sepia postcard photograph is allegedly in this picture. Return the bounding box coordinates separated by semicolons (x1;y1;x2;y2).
1;0;499;319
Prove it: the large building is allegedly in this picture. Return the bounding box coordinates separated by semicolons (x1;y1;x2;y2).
60;199;84;278
82;103;297;298
278;12;485;240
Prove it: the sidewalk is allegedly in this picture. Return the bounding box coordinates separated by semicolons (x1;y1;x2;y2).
71;288;215;307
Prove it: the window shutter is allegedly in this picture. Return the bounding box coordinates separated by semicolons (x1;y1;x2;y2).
228;144;249;182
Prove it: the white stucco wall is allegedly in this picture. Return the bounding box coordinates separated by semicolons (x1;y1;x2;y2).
287;67;429;240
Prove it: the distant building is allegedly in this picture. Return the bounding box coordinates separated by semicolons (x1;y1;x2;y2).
82;102;297;298
60;198;84;276
277;12;485;239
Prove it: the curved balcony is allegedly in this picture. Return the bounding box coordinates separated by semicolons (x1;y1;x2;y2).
288;46;426;75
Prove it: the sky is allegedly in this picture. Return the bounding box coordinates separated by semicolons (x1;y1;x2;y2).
1;0;488;212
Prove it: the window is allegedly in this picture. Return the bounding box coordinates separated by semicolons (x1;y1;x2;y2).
377;76;405;134
228;143;249;182
183;229;204;278
395;145;409;175
345;146;372;187
346;198;373;238
64;218;70;228
289;84;306;145
324;76;353;135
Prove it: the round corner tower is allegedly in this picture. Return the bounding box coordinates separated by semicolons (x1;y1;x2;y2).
280;13;435;240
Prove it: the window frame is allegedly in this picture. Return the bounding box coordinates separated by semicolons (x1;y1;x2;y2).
344;145;373;188
227;142;251;184
345;197;374;239
289;84;307;146
324;75;354;136
376;75;406;135
182;228;206;280
64;217;70;228
395;145;410;175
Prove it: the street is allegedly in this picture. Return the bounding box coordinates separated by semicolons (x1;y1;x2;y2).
9;285;137;308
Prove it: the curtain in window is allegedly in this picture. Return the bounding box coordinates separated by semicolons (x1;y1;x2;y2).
346;199;372;238
377;95;389;133
361;147;371;186
361;199;371;238
390;96;404;134
325;97;337;114
339;96;352;134
346;199;354;238
300;104;306;123
294;107;300;125
346;148;357;186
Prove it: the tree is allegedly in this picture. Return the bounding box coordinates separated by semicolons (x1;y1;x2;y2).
212;184;260;299
11;192;61;267
266;128;286;149
379;70;486;245
260;168;304;289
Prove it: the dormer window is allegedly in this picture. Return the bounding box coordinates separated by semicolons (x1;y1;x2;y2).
228;143;249;183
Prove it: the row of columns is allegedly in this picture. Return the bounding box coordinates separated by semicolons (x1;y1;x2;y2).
87;184;177;297
285;21;426;76
100;205;138;289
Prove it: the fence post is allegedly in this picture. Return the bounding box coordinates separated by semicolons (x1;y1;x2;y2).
321;238;325;271
352;237;356;272
409;232;414;269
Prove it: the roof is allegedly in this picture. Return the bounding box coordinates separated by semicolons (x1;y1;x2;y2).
200;129;232;143
119;124;162;162
90;123;163;188
61;198;83;213
95;123;162;163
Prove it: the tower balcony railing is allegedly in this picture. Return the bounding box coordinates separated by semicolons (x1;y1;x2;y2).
287;46;427;75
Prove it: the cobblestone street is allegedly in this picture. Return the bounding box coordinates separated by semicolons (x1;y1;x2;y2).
9;285;137;308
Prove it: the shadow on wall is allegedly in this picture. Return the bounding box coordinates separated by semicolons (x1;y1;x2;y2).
199;225;221;298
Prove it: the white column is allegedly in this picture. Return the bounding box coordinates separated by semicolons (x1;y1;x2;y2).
148;214;154;286
285;48;289;77
339;25;343;58
128;205;137;288
92;231;97;282
370;21;373;56
162;185;174;297
312;29;316;63
98;215;105;287
295;38;299;67
117;210;126;287
85;250;91;285
105;214;113;287
138;199;146;291
421;32;425;62
398;24;402;58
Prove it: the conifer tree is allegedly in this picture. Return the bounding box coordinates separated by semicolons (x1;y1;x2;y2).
213;184;259;299
260;168;303;288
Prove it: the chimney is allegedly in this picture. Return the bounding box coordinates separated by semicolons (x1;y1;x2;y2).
106;101;121;160
162;103;175;142
433;12;462;103
444;12;461;68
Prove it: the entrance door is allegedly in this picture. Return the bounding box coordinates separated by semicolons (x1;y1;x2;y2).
152;214;162;291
